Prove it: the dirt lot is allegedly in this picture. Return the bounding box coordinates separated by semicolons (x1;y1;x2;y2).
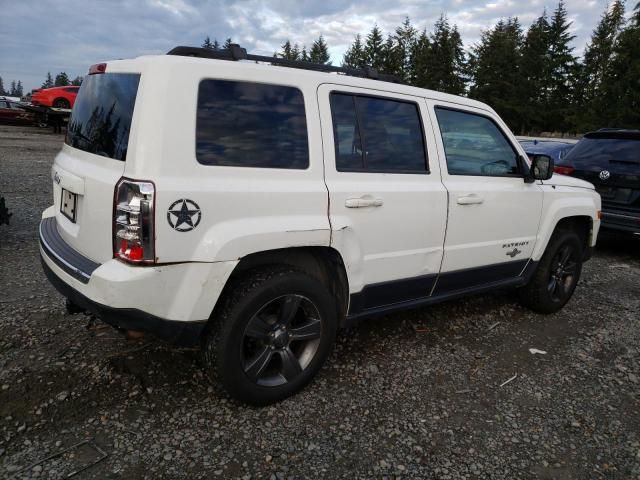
1;125;639;479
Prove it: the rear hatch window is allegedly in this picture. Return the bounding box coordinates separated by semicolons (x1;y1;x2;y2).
564;136;639;169
66;73;140;161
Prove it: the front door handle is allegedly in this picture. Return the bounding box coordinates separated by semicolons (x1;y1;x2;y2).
345;196;384;208
457;194;484;205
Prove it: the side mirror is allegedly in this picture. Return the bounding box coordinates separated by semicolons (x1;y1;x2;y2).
528;154;554;181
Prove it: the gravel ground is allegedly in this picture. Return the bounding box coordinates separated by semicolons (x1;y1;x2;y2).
1;125;639;479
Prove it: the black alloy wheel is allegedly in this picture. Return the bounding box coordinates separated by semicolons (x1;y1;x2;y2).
547;243;579;302
518;230;584;314
241;294;322;387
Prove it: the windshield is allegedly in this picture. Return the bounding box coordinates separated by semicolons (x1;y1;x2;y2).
65;73;140;161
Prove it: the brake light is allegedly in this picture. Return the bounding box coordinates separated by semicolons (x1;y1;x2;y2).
553;165;575;175
89;63;107;75
114;179;155;264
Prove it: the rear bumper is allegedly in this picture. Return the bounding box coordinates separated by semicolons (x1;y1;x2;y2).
41;257;205;346
601;209;640;234
39;215;238;346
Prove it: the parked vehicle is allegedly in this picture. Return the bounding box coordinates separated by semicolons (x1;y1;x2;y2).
31;86;80;109
518;139;576;175
0;95;22;103
560;129;639;234
40;45;601;405
0;99;36;125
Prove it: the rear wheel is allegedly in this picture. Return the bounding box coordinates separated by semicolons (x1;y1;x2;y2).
53;98;70;109
202;267;337;405
519;230;583;314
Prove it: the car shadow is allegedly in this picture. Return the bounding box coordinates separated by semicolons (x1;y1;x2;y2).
595;229;640;258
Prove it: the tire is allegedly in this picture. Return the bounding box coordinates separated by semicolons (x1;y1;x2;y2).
53;98;70;109
519;230;584;314
202;266;338;405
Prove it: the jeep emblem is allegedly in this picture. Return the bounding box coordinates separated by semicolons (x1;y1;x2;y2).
599;170;610;181
167;199;201;232
54;171;61;184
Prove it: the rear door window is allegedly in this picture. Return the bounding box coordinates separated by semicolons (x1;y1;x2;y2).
66;73;140;161
196;80;309;169
329;92;427;173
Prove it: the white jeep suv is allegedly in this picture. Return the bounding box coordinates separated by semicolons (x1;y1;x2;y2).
40;45;601;405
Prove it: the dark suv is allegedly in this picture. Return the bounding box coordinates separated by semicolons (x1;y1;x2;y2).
562;129;640;234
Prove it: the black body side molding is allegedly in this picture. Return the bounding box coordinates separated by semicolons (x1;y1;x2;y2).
346;259;537;324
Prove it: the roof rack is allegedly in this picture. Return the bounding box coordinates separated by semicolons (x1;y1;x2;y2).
167;44;403;84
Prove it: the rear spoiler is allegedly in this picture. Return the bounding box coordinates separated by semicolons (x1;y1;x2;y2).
584;130;640;140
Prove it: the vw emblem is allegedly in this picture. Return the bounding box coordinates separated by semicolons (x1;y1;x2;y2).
599;170;611;181
167;199;201;232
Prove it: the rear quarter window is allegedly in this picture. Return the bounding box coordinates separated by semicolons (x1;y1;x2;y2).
196;80;309;169
65;73;140;161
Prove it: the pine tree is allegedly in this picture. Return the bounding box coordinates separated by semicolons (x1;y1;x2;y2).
364;25;385;71
545;1;577;132
412;30;430;88
576;0;626;130
292;43;301;61
15;81;23;97
278;40;296;60
55;72;70;86
342;34;367;68
71;76;83;86
213;39;220;50
223;38;233;49
309;35;331;64
519;12;551;133
42;72;54;89
391;17;418;81
0;76;5;96
382;35;399;75
469;18;524;130
202;36;214;49
599;1;640;127
300;46;309;62
9;80;17;96
417;15;466;94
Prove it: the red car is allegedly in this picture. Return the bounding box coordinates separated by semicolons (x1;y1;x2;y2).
31;86;80;109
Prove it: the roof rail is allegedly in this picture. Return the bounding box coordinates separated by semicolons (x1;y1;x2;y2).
166;44;404;84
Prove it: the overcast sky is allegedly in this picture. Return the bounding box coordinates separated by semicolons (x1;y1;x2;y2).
0;0;626;92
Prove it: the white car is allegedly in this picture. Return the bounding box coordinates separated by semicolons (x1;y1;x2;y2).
40;45;601;405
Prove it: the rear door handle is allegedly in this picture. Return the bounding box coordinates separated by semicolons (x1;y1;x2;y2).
345;196;384;208
457;194;484;205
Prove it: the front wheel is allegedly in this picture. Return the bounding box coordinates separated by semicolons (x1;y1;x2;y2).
202;267;338;405
519;230;584;314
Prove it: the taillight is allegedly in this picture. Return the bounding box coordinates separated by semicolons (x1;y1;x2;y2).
553;165;575;175
114;179;155;264
89;63;107;75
